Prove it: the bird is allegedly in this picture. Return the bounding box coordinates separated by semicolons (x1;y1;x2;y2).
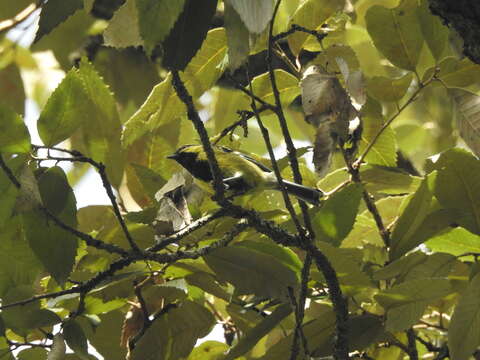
167;144;323;205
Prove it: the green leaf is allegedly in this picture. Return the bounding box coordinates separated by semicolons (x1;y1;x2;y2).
375;278;452;309
0;0;32;21
64;319;90;360
426;227;480;257
312;314;385;357
377;278;453;331
359;98;397;166
204;240;302;298
429;57;480;89
88;311;127;360
34;0;84;43
390;177;433;259
84;297;125;315
103;0;143;48
449;273;480;360
261;305;336;359
131;301;214;360
432;148;480;233
0;218;43;297
312;183;362;246
93;48;161;108
417;0;448;61
287;0;345;55
365;0;423;71
32;8;95;69
361;165;421;195
135;0;185;55
0;64;26;115
367;73;413;102
17;348;48;360
2;286;61;335
49;334;67;360
22;167;78;285
76;58;124;187
313;242;373;295
373;251;428;281
312;45;360;74
37;67;89;146
391;208;459;260
0;104;30;153
225;304;292;360
162;0;218;70
227;0;274;34
251;70;300;109
185;272;231;301
224;1;250;70
188;341;230;360
123;28;227;146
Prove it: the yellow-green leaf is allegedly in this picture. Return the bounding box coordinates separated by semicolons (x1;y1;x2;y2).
365;0;424;71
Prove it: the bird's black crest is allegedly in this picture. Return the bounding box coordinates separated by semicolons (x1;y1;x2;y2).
169;145;214;182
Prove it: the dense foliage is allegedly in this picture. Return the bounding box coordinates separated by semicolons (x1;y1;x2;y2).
1;0;480;359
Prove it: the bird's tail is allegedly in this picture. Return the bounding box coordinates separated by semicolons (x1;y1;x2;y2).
281;180;323;205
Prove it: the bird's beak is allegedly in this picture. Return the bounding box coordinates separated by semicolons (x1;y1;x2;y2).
167;153;178;160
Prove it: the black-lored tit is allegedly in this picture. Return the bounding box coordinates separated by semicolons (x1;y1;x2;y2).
167;144;323;205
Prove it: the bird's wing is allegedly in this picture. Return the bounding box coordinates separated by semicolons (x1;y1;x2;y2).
217;146;273;173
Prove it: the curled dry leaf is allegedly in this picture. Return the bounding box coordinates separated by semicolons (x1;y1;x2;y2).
300;64;356;176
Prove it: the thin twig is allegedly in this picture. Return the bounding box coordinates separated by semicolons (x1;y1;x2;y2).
272;24;328;44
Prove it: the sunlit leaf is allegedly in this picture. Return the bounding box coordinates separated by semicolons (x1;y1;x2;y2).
365;0;423;71
426;227;480;257
288;0;345;55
